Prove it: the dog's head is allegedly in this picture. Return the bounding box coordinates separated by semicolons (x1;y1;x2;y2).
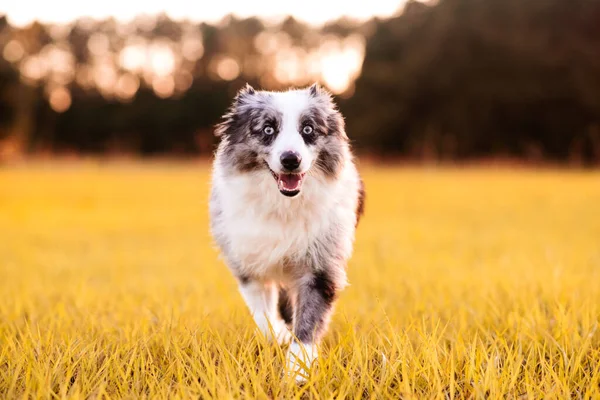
215;83;348;197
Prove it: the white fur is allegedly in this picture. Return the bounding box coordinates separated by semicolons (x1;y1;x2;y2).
238;281;291;344
287;342;318;383
267;91;315;174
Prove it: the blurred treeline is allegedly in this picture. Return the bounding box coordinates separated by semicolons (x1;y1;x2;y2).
347;0;600;164
1;0;600;165
0;14;367;157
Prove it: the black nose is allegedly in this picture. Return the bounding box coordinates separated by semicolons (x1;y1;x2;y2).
280;151;301;171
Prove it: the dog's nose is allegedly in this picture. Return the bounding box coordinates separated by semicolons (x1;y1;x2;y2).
280;151;302;171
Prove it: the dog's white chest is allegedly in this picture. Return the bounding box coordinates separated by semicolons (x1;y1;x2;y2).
213;172;338;278
229;209;315;276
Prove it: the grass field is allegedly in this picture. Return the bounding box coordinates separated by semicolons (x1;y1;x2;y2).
1;162;599;399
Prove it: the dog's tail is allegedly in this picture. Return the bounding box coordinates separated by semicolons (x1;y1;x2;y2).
277;287;294;327
356;178;365;227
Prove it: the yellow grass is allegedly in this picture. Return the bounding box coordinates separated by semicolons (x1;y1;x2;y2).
1;162;599;399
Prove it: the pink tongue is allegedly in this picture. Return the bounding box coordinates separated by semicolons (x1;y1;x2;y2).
279;174;302;190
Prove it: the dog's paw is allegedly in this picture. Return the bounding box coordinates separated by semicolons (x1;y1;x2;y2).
275;325;292;345
262;319;292;345
286;342;317;384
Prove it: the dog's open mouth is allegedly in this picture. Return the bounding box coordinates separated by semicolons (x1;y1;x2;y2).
269;169;306;197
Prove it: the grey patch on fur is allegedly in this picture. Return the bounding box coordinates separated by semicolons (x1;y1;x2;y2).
299;107;328;143
214;87;284;173
302;93;348;178
215;86;280;141
224;146;261;172
293;269;339;344
288;225;348;344
277;287;294;326
314;144;344;178
326;111;347;138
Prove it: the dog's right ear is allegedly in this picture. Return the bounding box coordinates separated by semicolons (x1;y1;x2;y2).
214;83;256;137
235;83;255;104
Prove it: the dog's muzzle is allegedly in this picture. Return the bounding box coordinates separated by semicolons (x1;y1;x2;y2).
268;167;306;197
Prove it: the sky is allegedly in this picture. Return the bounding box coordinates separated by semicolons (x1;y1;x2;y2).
0;0;405;27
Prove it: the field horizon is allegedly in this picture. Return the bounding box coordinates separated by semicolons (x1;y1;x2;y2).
1;162;599;398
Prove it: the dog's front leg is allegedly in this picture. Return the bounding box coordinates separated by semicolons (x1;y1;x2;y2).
287;270;339;382
238;279;291;344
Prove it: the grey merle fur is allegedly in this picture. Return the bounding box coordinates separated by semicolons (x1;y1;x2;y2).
294;270;338;343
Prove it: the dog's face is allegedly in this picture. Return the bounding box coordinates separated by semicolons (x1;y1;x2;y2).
215;84;348;197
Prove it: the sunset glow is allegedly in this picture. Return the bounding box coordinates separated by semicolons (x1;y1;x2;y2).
1;2;406;110
1;1;405;27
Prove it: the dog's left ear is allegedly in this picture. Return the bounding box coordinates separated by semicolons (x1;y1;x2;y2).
309;82;336;106
309;82;335;99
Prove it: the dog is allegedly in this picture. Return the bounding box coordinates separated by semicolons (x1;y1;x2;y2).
209;83;365;382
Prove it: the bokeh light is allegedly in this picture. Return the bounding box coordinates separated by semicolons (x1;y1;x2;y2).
152;75;175;98
48;86;72;112
216;57;241;81
0;0;403;27
116;73;141;100
2;40;25;63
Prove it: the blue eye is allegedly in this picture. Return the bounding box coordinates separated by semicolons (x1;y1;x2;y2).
302;125;313;135
263;126;275;135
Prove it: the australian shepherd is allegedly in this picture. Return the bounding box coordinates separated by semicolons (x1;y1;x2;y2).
209;83;365;382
